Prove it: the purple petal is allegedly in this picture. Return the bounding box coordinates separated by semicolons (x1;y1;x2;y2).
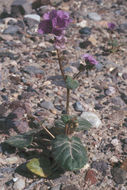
83;54;98;65
108;22;116;30
43;12;50;20
52;28;63;36
49;10;58;19
38;20;52;34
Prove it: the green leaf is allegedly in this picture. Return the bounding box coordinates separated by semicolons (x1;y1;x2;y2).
66;76;79;90
61;114;72;124
112;39;118;47
76;117;92;132
5;134;33;148
55;119;65;128
26;157;51;178
52;119;65;135
52;135;88;171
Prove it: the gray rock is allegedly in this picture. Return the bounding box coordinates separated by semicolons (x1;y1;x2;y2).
73;101;84;112
3;25;20;35
22;66;44;75
80;112;102;128
104;86;116;96
111;96;125;107
95;62;104;71
91;160;108;174
24;14;40;22
50;184;61;190
11;0;33;16
79;40;92;49
79;27;91;35
120;93;127;104
123;138;127;144
50;0;63;6
111;167;127;184
24;14;40;28
62;185;78;190
123;144;127;153
13;178;25;190
40;101;54;110
122;73;127;80
119;23;127;33
94;103;103;110
64;67;73;73
87;12;101;21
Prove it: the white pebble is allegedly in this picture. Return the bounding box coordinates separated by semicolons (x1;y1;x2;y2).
111;139;119;146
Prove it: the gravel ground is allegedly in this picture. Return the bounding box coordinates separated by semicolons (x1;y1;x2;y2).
0;0;127;190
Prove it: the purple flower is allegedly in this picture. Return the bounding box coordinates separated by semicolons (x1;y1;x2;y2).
107;22;116;30
83;54;98;66
54;35;66;49
38;9;72;36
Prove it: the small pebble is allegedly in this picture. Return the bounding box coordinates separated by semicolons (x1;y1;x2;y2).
85;169;97;185
40;101;54;110
110;156;119;163
111;139;119;147
50;184;61;190
73;101;84;112
122;73;127;80
13;178;25;190
87;12;101;21
62;185;78;190
81;112;102;128
79;27;91;35
111;167;127;184
105;86;116;96
91;160;108;174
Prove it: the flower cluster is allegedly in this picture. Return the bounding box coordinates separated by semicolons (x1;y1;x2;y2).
83;54;98;66
38;9;71;37
107;22;116;31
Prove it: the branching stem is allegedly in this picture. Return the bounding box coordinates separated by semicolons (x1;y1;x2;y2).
56;49;71;134
66;88;70;114
56;49;66;81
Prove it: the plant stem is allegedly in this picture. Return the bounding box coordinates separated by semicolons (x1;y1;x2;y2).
56;49;66;82
56;49;71;134
42;126;55;139
56;49;70;115
29;114;55;139
66;88;70;114
73;70;82;79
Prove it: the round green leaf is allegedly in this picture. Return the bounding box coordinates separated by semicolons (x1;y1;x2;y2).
66;76;79;90
76;117;92;132
52;135;88;171
5;134;33;148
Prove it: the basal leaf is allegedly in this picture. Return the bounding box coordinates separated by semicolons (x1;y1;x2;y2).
52;119;65;135
55;119;65;128
76;117;92;132
52;135;88;171
5;134;33;148
26;157;51;178
66;76;79;90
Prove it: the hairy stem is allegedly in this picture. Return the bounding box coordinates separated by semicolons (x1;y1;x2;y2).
56;49;71;134
56;49;66;81
29;114;55;139
66;88;70;114
73;70;82;79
